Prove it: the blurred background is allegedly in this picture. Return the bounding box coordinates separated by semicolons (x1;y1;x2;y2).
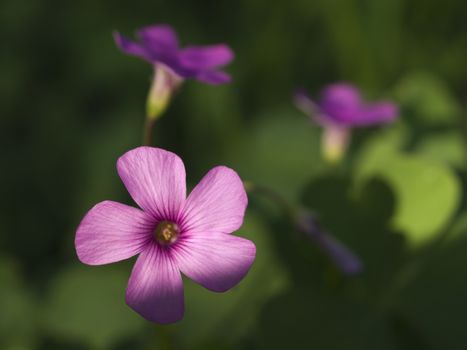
2;0;467;349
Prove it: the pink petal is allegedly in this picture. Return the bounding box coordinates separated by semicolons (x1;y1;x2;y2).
179;44;234;70
294;89;318;117
117;147;186;221
195;70;232;84
126;243;184;323
137;25;179;52
357;102;398;125
179;166;247;234
320;83;362;113
75;201;153;265
173;232;256;292
113;32;151;61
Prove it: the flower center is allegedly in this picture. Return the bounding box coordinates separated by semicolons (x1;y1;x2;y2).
153;221;180;245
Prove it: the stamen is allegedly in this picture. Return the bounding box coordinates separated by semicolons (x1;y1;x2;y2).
153;221;180;245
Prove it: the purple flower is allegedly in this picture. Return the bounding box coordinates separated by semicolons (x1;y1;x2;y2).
114;24;234;85
75;147;255;323
114;24;234;122
295;83;397;127
295;83;398;162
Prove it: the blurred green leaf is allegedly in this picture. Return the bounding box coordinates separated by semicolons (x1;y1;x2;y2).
396;211;467;350
0;257;37;349
43;264;145;349
300;174;407;294
254;288;398;350
443;211;467;244
394;72;461;125
170;211;288;348
414;131;466;169
355;128;461;246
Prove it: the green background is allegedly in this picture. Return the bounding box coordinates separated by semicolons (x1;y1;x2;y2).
2;0;467;349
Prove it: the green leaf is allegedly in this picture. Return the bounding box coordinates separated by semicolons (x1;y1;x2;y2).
414;132;466;169
397;211;467;350
0;257;37;349
394;72;461;125
43;264;145;349
443;211;467;244
300;174;407;293
254;288;399;350
355;130;461;246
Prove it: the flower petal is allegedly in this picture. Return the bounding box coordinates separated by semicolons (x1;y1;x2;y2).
294;89;317;116
137;24;179;54
195;70;231;84
179;166;247;234
126;243;184;323
117;147;186;221
173;232;256;292
75;201;153;265
319;83;362;124
355;102;398;126
320;83;362;112
113;32;152;61
179;44;234;70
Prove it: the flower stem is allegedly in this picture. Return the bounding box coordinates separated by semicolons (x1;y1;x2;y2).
142;65;182;146
322;124;350;164
245;181;362;276
296;211;362;276
143;117;156;146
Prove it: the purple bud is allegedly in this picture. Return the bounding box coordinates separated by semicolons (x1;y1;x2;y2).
297;212;363;276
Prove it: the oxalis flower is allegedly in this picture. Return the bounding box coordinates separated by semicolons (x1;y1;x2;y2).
295;83;398;163
75;147;255;323
114;24;234;120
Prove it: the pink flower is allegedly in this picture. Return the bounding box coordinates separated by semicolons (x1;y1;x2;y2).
114;24;234;121
75;147;256;323
295;83;397;128
295;83;398;163
114;24;234;85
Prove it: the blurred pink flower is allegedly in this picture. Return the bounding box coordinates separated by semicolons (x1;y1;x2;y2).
114;24;234;85
295;83;398;162
114;24;234;120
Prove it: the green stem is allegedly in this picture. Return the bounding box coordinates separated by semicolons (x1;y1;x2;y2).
143;117;156;146
245;181;362;276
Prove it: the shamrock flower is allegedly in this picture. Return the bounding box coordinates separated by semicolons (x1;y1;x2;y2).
75;147;255;323
114;25;234;120
295;83;398;163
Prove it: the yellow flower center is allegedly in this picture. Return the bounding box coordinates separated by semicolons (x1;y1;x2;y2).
153;221;180;245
